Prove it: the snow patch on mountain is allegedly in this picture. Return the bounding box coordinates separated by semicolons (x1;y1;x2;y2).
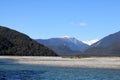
82;39;99;45
36;37;89;52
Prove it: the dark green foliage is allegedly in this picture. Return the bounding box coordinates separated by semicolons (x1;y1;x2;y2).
0;35;13;51
0;26;57;56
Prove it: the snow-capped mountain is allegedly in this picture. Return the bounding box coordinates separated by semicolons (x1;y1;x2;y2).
36;37;89;55
36;37;89;51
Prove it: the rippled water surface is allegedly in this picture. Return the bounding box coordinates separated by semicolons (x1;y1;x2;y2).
0;67;120;80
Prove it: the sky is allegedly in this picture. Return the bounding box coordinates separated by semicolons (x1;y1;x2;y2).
0;0;120;43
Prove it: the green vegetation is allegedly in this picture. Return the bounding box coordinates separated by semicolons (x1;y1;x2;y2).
62;55;91;58
62;55;120;58
0;26;57;56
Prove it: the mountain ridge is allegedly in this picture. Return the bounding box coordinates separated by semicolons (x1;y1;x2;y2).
84;31;120;56
92;31;120;47
36;37;89;55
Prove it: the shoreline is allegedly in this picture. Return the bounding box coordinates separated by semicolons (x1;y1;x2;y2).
0;56;120;70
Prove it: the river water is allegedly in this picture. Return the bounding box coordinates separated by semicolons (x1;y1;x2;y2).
0;67;120;80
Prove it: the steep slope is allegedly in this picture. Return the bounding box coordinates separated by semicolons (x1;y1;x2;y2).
92;31;120;47
85;31;120;56
36;37;89;55
0;26;57;56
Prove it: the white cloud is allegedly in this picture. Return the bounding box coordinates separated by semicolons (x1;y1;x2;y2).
82;39;99;45
70;22;87;27
79;22;87;27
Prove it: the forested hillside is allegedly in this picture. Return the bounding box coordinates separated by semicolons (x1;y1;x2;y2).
0;26;57;56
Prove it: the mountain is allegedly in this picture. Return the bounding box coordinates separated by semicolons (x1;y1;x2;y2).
46;45;81;56
0;26;57;56
36;37;89;56
84;31;120;56
92;31;120;47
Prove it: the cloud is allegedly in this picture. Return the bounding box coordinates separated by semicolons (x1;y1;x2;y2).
82;39;99;45
70;22;87;27
79;22;87;27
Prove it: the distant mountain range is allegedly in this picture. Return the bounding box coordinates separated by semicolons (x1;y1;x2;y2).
85;31;120;56
0;26;57;56
37;31;120;56
0;26;120;56
36;37;89;56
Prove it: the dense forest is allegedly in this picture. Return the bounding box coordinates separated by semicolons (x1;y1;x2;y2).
0;26;57;56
